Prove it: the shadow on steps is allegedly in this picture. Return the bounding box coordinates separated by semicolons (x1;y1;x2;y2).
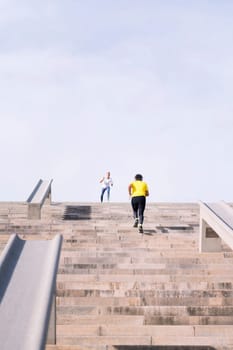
63;205;92;220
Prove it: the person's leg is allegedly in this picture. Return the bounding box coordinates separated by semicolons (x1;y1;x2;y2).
138;196;146;224
100;188;107;202
131;197;139;219
131;197;139;227
107;187;110;201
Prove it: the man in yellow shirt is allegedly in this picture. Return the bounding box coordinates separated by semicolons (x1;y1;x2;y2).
128;174;149;233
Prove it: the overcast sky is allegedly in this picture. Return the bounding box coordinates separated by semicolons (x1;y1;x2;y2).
1;0;233;203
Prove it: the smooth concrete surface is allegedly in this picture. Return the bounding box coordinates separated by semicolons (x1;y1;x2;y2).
0;233;62;350
199;201;233;252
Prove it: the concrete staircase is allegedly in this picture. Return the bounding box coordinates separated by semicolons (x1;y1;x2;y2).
1;201;233;349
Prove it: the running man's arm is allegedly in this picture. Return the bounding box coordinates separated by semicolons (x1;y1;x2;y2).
128;184;132;196
145;184;149;196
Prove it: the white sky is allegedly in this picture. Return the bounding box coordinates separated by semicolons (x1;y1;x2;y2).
1;0;233;203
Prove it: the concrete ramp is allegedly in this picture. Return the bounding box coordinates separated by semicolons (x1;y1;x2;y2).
199;201;233;252
0;234;62;350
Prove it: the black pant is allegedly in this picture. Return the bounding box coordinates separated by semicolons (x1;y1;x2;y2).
131;196;146;225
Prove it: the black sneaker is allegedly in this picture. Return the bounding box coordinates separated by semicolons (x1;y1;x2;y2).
138;225;143;233
133;219;139;227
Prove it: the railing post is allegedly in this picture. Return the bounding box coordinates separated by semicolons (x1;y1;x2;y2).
45;188;52;205
28;204;41;219
199;217;221;253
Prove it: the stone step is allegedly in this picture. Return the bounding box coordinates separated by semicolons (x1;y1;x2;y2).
60;241;198;249
60;251;201;258
52;334;233;347
60;244;198;251
56;307;233;326
46;346;231;350
57;288;233;299
59;254;233;264
56;294;233;307
58;264;233;275
57;315;144;326
57;281;233;293
57;324;233;337
58;231;196;237
57;312;233;327
56;274;233;284
60;250;233;259
46;346;100;350
57;304;233;317
58;259;233;268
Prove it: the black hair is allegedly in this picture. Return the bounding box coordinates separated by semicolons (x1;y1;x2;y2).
135;174;143;181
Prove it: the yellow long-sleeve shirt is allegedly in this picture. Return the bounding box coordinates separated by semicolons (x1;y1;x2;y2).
129;180;149;197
